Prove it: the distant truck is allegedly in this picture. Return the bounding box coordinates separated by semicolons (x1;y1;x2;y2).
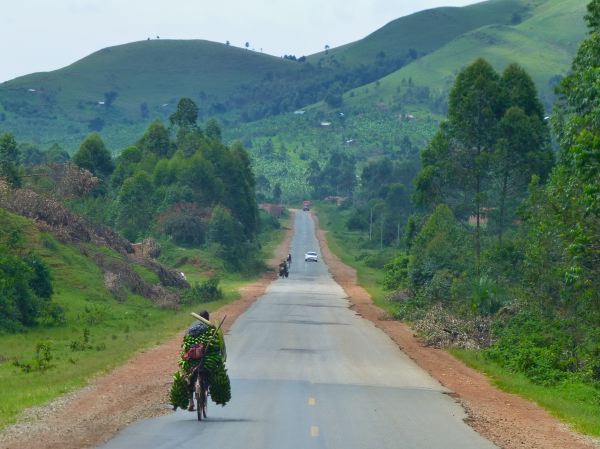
302;200;311;211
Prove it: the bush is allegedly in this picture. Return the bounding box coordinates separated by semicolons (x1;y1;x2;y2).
157;202;208;246
383;255;410;290
485;310;579;385
182;277;223;303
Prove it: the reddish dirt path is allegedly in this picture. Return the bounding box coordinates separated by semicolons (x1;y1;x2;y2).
2;211;599;449
0;215;295;449
314;214;600;449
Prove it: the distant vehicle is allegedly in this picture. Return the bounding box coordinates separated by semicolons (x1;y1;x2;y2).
303;200;311;211
304;251;318;262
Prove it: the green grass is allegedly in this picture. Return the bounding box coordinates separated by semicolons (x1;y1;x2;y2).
452;349;600;436
309;0;527;67
0;211;287;431
0;39;300;150
316;202;600;437
0;0;586;156
345;0;586;110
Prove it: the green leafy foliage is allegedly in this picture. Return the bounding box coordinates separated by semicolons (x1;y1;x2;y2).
182;278;223;304
0;133;22;187
72;133;114;180
0;210;61;332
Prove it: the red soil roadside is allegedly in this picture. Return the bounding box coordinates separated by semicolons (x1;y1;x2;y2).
0;215;295;449
314;213;599;449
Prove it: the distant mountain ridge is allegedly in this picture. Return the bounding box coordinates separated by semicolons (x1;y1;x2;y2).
0;0;587;156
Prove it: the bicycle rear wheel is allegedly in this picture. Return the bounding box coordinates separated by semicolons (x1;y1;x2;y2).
195;374;208;421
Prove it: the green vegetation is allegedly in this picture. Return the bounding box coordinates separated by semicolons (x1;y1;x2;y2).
315;202;396;316
316;0;600;436
0;1;587;204
0;0;596;437
453;349;600;435
0;97;287;430
0;203;284;431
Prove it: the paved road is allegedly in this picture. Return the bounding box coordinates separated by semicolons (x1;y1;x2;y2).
98;212;497;449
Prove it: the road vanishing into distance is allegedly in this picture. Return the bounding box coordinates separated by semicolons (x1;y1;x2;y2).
98;212;497;449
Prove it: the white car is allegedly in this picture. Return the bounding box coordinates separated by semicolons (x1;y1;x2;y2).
304;251;318;262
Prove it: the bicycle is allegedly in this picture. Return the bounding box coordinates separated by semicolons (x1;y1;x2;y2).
191;364;210;421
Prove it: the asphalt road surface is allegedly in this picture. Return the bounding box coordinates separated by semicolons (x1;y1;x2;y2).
98;212;497;449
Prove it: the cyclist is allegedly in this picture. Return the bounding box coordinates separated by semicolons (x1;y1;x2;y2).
184;310;211;411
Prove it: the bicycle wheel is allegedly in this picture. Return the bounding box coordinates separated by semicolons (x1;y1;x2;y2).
196;375;208;421
195;375;203;421
200;376;208;419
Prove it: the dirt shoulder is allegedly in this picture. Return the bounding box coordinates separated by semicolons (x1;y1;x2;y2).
314;214;599;449
0;215;295;449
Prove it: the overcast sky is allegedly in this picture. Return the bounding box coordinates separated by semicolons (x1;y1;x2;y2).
0;0;481;83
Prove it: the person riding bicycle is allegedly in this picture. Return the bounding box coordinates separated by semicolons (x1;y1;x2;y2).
184;310;211;411
169;310;230;412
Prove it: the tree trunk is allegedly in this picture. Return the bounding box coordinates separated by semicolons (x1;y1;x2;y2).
498;168;509;244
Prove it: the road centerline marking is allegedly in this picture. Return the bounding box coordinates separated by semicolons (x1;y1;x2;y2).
310;426;320;437
308;397;316;406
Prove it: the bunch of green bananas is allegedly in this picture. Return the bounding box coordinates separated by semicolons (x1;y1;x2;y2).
169;371;189;410
209;361;231;406
173;329;230;408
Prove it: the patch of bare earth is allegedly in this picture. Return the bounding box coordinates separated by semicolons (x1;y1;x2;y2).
313;214;600;449
0;213;295;449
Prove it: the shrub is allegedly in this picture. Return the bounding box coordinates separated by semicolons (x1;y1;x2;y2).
182;277;223;303
157;202;208;246
383;255;410;290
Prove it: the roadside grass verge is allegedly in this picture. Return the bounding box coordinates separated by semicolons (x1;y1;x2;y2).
315;202;600;437
452;349;600;436
0;215;286;431
314;202;398;317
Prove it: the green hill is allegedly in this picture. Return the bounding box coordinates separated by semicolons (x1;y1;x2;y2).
342;0;586;110
228;0;587;200
0;0;588;181
0;40;299;150
308;0;528;67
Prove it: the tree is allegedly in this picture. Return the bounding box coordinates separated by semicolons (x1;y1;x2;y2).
111;146;142;188
493;106;551;241
409;204;471;298
169;98;199;128
272;183;282;203
137;120;171;157
207;205;246;268
0;133;22;187
104;91;118;107
157;203;207;246
415;58;551;267
46;144;70;163
205;118;222;141
72;133;114;179
19;143;45;167
523;0;600;317
114;171;155;241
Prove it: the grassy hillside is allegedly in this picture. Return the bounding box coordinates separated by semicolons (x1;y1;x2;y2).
308;0;528;67
0;0;588;190
2;39;296;112
342;0;586;110
0;207;286;429
0;40;299;150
